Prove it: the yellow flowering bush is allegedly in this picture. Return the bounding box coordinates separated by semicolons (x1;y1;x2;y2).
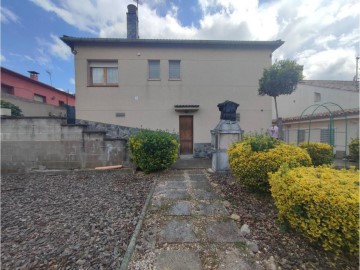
269;166;359;255
129;130;179;173
299;142;333;166
228;139;311;192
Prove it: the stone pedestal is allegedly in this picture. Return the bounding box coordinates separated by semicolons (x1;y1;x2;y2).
211;120;242;172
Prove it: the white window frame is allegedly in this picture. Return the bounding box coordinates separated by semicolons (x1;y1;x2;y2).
88;60;118;86
169;60;181;80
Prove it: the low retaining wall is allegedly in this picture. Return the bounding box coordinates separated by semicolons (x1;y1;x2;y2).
1;117;128;173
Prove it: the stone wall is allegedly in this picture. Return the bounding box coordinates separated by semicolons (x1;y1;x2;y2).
1;117;127;173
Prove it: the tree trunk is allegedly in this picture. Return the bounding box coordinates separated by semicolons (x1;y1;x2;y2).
273;96;283;140
274;96;279;121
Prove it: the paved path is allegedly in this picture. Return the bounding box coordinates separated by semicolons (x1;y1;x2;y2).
128;169;266;270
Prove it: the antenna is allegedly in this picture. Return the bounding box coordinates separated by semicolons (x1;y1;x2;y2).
46;70;53;86
356;56;359;90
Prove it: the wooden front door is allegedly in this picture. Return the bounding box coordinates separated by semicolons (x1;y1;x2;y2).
179;116;193;154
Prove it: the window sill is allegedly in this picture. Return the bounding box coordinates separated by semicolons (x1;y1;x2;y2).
169;78;181;81
87;84;119;87
148;79;161;81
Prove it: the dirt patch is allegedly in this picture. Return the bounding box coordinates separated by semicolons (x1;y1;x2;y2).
1;170;154;270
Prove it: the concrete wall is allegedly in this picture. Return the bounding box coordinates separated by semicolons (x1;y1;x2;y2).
1;93;67;117
1;117;127;173
73;45;274;154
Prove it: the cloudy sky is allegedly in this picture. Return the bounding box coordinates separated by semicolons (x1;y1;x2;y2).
1;0;359;93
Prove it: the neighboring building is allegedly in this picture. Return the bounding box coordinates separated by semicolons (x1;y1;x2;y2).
60;4;283;157
1;67;75;117
273;80;359;156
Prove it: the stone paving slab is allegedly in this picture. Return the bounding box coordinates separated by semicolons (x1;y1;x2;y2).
157;181;187;190
158;220;198;243
154;250;202;270
154;189;189;200
192;189;218;200
166;175;185;181
190;180;214;191
188;174;209;181
193;201;228;216
168;201;192;216
206;221;245;243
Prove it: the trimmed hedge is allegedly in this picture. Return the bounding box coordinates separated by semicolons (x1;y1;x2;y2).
128;130;179;173
228;137;311;192
269;166;359;255
299;142;333;166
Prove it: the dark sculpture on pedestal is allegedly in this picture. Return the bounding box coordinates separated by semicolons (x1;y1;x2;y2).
217;100;239;121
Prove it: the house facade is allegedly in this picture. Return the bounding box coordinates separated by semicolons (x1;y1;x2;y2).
1;67;75;117
273;80;359;156
61;4;283;157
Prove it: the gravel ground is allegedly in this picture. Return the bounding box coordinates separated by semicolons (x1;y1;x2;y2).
1;170;154;270
209;172;359;270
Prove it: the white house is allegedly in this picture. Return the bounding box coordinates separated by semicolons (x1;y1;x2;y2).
273;80;359;157
61;4;284;157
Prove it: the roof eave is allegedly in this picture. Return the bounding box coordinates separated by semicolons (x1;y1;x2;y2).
60;35;284;52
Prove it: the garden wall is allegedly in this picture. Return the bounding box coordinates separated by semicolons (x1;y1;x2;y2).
1;117;130;173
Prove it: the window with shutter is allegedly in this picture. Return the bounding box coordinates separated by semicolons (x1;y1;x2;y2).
148;60;160;80
169;60;181;80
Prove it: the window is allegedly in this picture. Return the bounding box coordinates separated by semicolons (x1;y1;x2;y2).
1;84;14;95
314;92;321;102
34;94;46;103
148;60;160;80
59;101;65;107
169;60;181;80
320;128;334;145
89;60;118;86
297;129;305;143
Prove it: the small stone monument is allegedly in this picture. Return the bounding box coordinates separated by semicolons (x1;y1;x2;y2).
211;100;242;172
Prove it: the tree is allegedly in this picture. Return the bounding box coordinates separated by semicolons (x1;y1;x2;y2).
0;100;23;116
258;59;303;122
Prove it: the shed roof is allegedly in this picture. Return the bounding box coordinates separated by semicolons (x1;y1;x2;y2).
60;35;284;52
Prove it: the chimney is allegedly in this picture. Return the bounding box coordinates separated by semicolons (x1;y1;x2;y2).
28;71;39;81
127;4;139;39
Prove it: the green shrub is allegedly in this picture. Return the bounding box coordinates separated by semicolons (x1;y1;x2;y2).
228;139;311;192
269;166;359;255
349;138;359;161
299;142;333;166
0;100;23;116
243;133;281;152
128;130;179;173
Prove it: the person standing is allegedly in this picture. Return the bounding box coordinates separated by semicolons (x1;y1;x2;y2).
268;123;279;139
